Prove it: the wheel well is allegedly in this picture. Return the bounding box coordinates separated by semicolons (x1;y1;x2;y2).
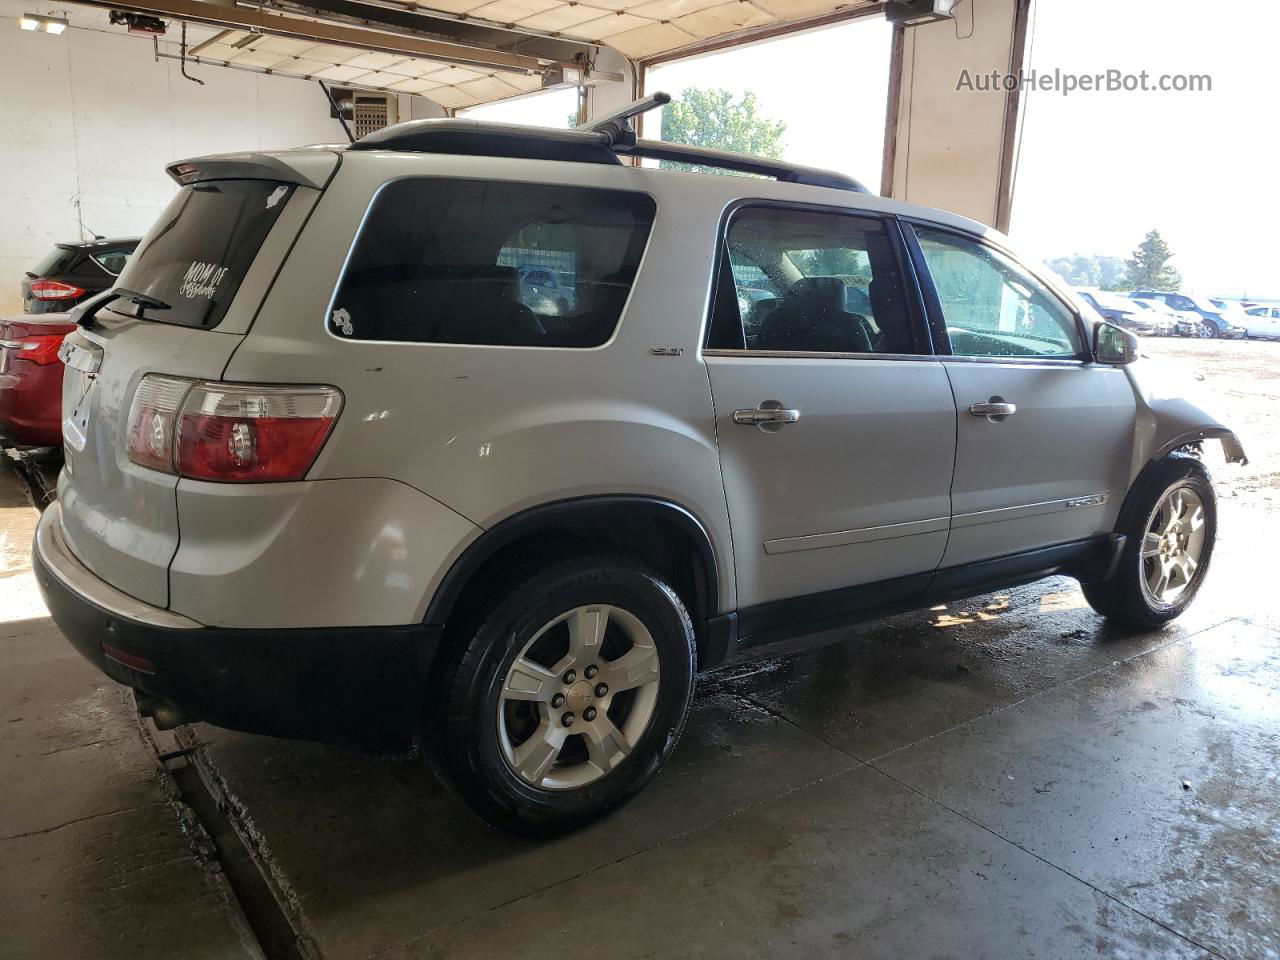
429;500;718;665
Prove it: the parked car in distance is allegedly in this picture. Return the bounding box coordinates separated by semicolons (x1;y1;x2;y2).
1074;288;1157;334
516;264;574;315
21;237;139;314
0;311;77;446
35;111;1246;836
1128;297;1199;337
1129;290;1245;339
1241;304;1280;340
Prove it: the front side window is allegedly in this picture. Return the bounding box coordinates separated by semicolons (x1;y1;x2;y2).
330;179;656;348
915;228;1083;359
711;207;918;355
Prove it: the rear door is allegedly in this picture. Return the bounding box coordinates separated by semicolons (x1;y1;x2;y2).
57;164;331;606
905;223;1135;567
704;205;955;634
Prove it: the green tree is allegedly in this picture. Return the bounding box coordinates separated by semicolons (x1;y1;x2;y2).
1124;229;1182;291
659;88;786;175
1046;254;1129;290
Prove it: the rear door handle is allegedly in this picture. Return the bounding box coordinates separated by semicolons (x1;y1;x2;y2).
733;401;800;431
969;397;1017;421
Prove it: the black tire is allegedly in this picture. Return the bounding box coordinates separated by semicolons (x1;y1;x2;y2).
1199;322;1218;339
429;556;696;835
1082;452;1216;629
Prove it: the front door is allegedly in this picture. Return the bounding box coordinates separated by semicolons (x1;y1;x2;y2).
704;206;956;633
908;224;1136;567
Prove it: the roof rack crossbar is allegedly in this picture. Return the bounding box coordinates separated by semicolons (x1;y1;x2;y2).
576;91;671;149
619;139;871;194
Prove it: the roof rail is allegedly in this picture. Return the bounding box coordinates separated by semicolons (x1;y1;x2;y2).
350;92;870;194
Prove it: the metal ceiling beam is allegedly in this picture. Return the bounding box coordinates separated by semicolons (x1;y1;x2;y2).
271;0;593;65
68;0;552;73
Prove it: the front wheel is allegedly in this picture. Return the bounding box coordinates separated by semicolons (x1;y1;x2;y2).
430;557;696;835
1083;453;1216;629
1198;321;1218;339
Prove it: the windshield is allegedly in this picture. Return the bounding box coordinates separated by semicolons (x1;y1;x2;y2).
109;180;294;328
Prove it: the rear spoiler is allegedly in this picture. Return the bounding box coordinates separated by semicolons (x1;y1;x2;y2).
166;149;340;190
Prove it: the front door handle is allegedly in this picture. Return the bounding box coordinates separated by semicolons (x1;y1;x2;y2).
733;400;800;432
969;397;1017;422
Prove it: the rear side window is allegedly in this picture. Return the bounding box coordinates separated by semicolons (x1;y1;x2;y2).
329;178;656;348
709;206;919;354
110;180;295;329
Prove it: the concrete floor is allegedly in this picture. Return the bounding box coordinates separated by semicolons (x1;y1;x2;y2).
2;444;1278;958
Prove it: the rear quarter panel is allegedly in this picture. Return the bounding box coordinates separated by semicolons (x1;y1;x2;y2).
222;154;740;616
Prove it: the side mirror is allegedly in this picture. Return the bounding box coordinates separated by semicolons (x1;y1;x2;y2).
1094;321;1139;365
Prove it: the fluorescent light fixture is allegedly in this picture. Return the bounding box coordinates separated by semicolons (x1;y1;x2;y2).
18;13;68;34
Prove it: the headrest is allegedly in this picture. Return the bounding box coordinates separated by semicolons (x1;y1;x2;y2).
783;276;847;316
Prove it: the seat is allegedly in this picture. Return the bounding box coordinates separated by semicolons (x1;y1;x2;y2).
757;277;873;353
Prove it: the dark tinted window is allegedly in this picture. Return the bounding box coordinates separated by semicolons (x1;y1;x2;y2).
329;178;656;348
712;207;918;355
69;256;109;279
109;180;294;328
31;246;77;277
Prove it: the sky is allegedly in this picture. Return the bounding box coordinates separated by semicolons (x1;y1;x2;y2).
468;0;1280;298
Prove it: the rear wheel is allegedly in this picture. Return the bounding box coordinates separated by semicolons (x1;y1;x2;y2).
1198;321;1218;339
1083;453;1216;629
430;557;695;835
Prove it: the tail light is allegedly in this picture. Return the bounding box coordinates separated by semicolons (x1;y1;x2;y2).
0;335;65;365
126;375;342;483
126;375;191;472
30;279;85;302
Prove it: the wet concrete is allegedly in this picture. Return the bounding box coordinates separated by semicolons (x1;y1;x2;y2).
164;497;1280;960
0;464;259;959
4;451;1279;957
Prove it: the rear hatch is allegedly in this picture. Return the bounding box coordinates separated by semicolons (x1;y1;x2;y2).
57;150;338;607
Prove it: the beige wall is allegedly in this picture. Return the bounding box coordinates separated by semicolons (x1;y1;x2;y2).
0;1;350;315
888;0;1027;228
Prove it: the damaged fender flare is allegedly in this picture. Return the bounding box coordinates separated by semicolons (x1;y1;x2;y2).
1153;427;1248;466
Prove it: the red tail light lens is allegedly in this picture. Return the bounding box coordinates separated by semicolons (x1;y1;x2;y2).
176;383;342;483
0;334;66;365
30;279;85;301
126;377;343;482
126;375;192;472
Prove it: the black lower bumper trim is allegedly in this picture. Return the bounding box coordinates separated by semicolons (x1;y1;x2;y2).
34;549;440;751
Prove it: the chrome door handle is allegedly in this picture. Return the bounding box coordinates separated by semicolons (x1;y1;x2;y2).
969;397;1017;421
733;401;800;432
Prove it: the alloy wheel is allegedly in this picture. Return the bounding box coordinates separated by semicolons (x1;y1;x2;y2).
497;604;661;790
1140;485;1207;605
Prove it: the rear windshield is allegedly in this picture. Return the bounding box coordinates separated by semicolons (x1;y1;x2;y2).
31;246;78;277
109;180;294;328
329;178;656;348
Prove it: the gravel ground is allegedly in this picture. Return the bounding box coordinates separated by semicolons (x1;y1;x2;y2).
1137;336;1280;509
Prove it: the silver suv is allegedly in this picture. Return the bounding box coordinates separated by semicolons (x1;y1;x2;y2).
34;99;1246;834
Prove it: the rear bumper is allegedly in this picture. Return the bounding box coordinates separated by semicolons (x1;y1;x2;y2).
33;502;439;750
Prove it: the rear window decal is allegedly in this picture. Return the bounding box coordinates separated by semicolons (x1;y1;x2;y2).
332;307;354;336
266;185;288;209
179;261;229;300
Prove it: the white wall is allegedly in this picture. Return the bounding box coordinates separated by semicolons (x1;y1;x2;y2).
0;2;349;312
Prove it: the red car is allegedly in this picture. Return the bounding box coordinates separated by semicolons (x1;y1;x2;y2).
0;312;76;447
